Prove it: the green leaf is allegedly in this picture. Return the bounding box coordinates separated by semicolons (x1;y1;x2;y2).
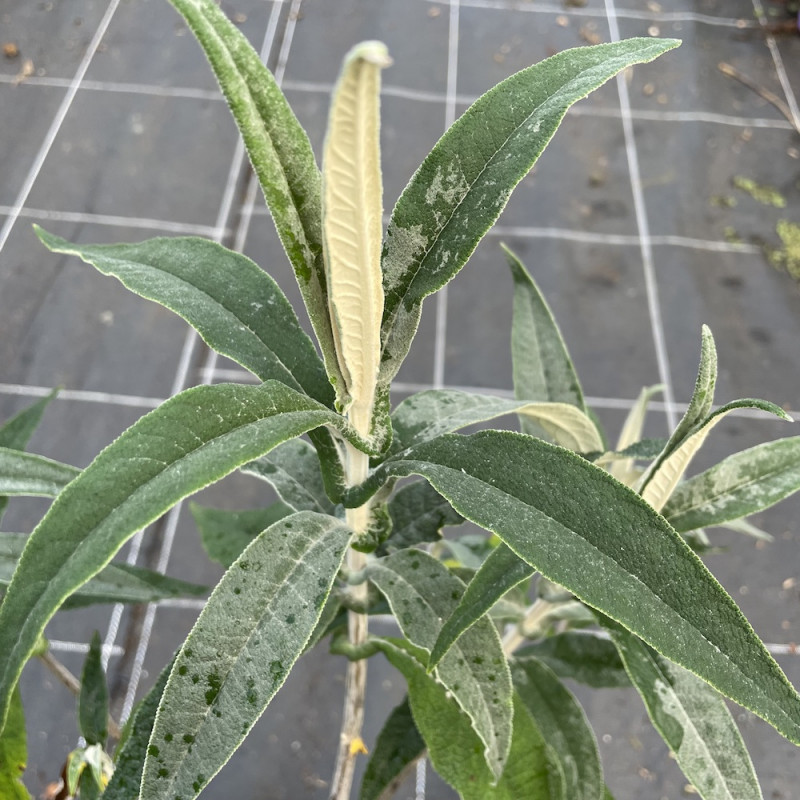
606;621;763;800
515;632;630;689
608;385;663;483
359;697;424;800
241;439;336;514
0;447;79;497
189;502;294;569
663;436;800;533
353;430;800;745
379;38;679;384
391;390;602;455
0;381;350;735
505;245;588;434
512;657;603;800
0;391;57;527
376;639;553;800
0;532;207;608
719;517;773;542
141;511;352;800
164;0;344;395
78;633;108;747
368;549;512;779
381;480;462;554
0;687;30;800
35;229;334;407
429;545;533;670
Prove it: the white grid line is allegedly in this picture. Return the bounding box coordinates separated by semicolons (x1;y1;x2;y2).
0;0;123;256
0;382;164;409
605;0;677;433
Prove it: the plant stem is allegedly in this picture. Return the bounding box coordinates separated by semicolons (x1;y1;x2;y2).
330;442;371;800
502;598;553;656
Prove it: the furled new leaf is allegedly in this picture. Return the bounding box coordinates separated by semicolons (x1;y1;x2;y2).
662;436;800;533
165;0;344;394
189;502;293;569
368;549;512;779
350;430;800;745
241;438;336;514
0;448;78;498
391;390;602;455
429;544;533;670
78;633;108;747
0;381;354;735
0;687;29;800
141;512;352;800
359;697;424;800
512;657;603;800
379;38;679;385
606;621;762;800
609;384;664;483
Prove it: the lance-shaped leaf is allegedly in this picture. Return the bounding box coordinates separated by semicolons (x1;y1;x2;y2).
663;436;800;533
0;381;353;735
0;390;57;526
608;384;664;483
379;38;679;384
0;448;78;498
429;545;533;670
189;502;293;569
0;533;207;608
323;41;390;436
0;687;29;800
369;549;512;779
641;398;791;512
141;512;352;800
605;621;763;800
79;633;109;748
505;245;591;444
241;439;335;514
360;697;424;800
515;632;630;689
165;0;343;394
512;657;603;800
348;430;800;745
381;479;463;554
391;390;602;455
36;229;334;407
104;658;173;800
375;639;553;800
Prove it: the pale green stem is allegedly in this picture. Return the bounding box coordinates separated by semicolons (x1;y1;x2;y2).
330;442;371;800
502;598;553;656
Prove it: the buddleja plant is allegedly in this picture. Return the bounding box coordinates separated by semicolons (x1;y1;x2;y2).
2;1;800;798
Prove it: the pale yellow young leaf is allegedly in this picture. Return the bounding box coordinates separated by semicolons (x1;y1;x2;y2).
323;41;391;437
609;384;663;484
517;402;604;454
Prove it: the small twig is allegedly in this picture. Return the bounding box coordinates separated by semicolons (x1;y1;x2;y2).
717;61;800;134
502;599;554;656
38;651;122;740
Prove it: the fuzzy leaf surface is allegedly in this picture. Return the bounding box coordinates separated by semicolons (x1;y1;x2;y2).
141;512;352;800
369;549;512;779
0;381;349;735
165;0;343;392
429;544;533;669
36;229;334;406
379;38;679;383
516;632;630;689
607;621;762;800
79;633;108;747
0;448;78;497
663;436;800;533
0;688;29;800
355;430;800;744
189;502;294;569
512;657;603;800
359;697;424;800
391;390;602;454
241;438;335;514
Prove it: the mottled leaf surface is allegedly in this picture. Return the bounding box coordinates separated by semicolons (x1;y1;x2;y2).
354;430;800;745
369;550;512;779
141;512;352;800
0;448;78;497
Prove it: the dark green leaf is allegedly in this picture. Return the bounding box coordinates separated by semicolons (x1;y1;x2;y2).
78;633;108;747
189;502;293;569
359;697;424;800
429;544;533;669
141;512;352;800
353;430;800;745
379;38;679;384
0;687;29;800
0;447;78;497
